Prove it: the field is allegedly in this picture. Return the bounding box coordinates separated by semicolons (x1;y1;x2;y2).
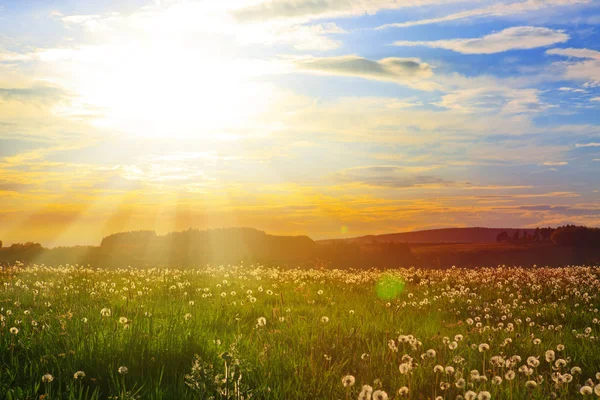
1;264;600;400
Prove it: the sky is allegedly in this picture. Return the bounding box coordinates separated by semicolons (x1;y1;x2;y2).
1;0;600;246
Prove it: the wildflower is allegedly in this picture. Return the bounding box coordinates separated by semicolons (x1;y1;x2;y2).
527;356;540;367
321;316;329;324
464;391;477;400
118;366;128;375
184;313;192;321
341;375;355;387
505;370;516;380
434;365;444;373
525;380;537;389
257;317;267;327
399;363;410;374
100;308;111;317
571;366;582;375
456;378;466;388
478;343;489;352
42;374;54;383
372;390;388;400
492;376;502;385
477;391;491;400
10;327;18;335
545;350;555;362
358;385;373;400
580;386;593;395
74;371;86;379
594;384;600;396
426;349;436;358
119;317;128;324
398;386;409;396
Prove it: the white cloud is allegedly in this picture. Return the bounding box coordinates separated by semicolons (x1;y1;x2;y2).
591;97;600;102
548;48;600;87
377;0;591;29
292;55;435;86
393;26;569;54
546;47;600;59
232;0;465;23
542;161;569;166
575;142;600;147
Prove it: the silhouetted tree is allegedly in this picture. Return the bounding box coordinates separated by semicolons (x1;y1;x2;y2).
496;231;509;242
551;225;600;247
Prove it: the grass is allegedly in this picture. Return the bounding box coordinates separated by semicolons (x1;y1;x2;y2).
1;263;600;399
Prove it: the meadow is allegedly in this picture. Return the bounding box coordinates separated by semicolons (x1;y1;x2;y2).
1;263;600;400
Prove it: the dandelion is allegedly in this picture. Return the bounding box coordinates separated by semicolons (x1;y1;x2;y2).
477;391;491;400
184;313;192;321
505;370;516;380
119;317;128;324
478;343;489;352
42;373;54;383
321;316;329;324
545;350;555;362
74;371;86;379
399;363;411;374
118;366;128;375
525;380;537;389
341;375;355;387
372;390;388;400
100;308;111;317
9;327;18;335
492;376;502;385
257;317;267;327
580;386;593;395
426;349;436;358
398;386;409;396
594;384;600;396
456;378;466;388
434;365;444;373
465;391;477;400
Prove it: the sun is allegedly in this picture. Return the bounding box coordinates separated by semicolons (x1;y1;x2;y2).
49;38;275;141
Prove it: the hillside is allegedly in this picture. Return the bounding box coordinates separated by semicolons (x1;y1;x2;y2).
318;227;538;244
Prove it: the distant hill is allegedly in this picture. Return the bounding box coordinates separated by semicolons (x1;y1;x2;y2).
318;227;538;244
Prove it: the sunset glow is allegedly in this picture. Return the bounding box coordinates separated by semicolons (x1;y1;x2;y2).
1;0;600;246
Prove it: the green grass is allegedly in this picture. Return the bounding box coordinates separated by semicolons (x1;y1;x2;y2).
1;264;600;399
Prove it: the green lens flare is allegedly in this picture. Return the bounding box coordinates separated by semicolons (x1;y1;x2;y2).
376;274;405;300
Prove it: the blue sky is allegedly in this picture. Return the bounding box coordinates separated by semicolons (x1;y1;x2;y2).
1;0;600;246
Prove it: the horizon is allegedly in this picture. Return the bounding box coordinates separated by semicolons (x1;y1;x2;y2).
1;0;600;246
1;224;564;248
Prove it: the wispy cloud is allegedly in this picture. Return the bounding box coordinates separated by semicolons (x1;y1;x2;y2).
293;55;435;86
575;142;600;147
377;0;591;29
393;27;569;54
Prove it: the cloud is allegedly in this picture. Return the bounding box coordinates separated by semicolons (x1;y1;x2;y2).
547;48;600;86
0;85;67;104
377;0;591;29
232;0;454;23
546;47;600;59
332;165;462;188
575;142;600;147
592;97;600;102
293;55;434;85
542;161;569;166
0;180;31;193
393;26;569;54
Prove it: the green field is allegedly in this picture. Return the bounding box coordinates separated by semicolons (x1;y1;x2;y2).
1;263;600;399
